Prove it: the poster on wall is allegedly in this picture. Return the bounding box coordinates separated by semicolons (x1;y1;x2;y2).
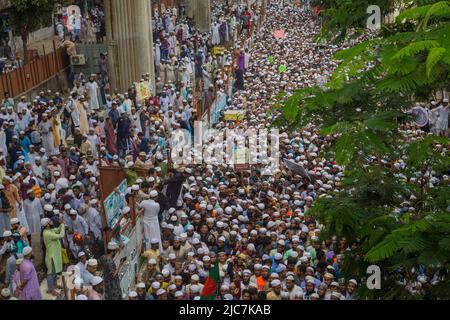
104;179;128;229
115;222;141;298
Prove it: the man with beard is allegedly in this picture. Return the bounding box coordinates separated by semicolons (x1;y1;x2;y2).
255;265;270;292
166;237;189;263
345;279;358;300
117;112;131;157
165;168;185;208
138;258;159;289
86;199;103;254
19;247;42;300
142;238;161;267
154;184;169;222
87;276;104;300
65;209;89;257
22;189;43;235
284;274;303;299
266;279;282;300
136;282;152;300
240;269;256;298
42;216;65;296
37;113;54;156
303;278;317;300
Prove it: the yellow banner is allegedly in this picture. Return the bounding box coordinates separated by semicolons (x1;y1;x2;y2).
212;46;226;56
136;82;150;102
224;110;245;121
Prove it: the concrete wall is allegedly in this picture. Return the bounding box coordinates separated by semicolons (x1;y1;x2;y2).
8;26;55;55
71;43;107;76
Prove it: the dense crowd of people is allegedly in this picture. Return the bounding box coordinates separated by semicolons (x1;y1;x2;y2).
0;0;448;301
55;1;106;44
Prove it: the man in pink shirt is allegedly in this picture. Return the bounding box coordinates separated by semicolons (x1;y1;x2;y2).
87;276;104;300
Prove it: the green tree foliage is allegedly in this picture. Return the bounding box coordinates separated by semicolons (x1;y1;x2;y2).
276;1;450;299
313;0;396;41
9;0;58;63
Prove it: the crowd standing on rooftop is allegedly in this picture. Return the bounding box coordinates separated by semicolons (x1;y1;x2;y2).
0;0;448;301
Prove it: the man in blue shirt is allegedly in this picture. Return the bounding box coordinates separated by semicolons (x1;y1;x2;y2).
18;131;32;155
108;102;120;128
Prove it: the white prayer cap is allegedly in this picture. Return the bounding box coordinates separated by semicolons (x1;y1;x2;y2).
162;269;171;277
78;252;86;258
156;288;166;296
223;293;233;300
10;218;19;225
149;190;158;198
148;258;157;265
92;276;103;286
137;282;146;289
271;279;281;287
128;291;138;298
3;230;12;237
40;218;50;227
331;291;342;299
87;258;98;266
243;269;252;276
22;246;33;256
191;274;199;281
190;285;200;293
76;294;88;300
107;241;119;250
1;288;11;298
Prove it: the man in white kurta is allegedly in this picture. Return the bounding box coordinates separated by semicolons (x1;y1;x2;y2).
37;113;54;156
86;199;103;241
23;190;43;234
139;190;161;251
86;128;99;157
85;76;100;111
66;94;80;129
65;210;89;257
